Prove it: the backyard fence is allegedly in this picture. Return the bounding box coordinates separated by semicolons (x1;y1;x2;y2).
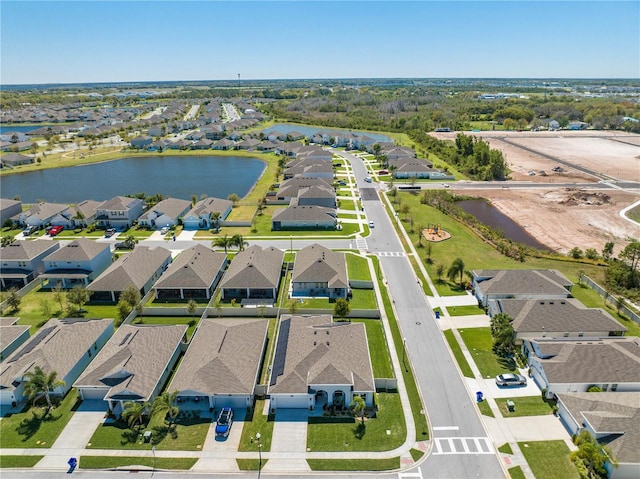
580;273;640;325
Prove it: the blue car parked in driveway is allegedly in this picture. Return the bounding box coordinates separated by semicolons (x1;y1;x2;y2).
215;407;234;437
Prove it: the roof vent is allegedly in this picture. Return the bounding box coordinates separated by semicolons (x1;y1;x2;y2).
326;341;330;346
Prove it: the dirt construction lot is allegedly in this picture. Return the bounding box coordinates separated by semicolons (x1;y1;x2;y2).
430;130;640;254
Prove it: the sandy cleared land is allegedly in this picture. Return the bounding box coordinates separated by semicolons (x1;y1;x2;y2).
430;130;640;254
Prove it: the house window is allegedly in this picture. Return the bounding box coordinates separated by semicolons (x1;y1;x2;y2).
563;332;569;337
611;384;618;391
602;384;609;391
578;332;584;337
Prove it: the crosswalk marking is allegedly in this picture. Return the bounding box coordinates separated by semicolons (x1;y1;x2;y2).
377;251;405;257
355;237;368;251
432;437;494;455
398;468;423;479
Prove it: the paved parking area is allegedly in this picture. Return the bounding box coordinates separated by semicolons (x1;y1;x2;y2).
262;409;310;472
466;372;542;399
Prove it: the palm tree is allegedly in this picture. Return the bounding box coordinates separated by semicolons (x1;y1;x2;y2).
151;391;180;428
350;396;366;424
447;257;465;287
212;235;233;253
122;401;149;431
210;212;221;231
23;366;65;411
231;234;248;251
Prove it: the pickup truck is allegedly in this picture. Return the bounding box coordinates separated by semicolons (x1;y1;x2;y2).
48;225;64;236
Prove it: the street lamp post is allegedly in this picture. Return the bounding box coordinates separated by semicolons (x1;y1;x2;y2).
256;432;263;478
151;445;156;477
402;337;407;370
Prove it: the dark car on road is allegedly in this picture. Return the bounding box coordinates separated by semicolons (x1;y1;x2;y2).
215;407;234;437
495;373;527;387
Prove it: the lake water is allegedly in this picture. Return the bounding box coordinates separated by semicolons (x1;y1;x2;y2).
262;123;391;143
0;155;266;203
457;199;550;250
0;125;42;134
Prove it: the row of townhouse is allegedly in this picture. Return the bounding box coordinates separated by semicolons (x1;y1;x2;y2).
5;195;232;232
0;314;375;420
475;268;640;479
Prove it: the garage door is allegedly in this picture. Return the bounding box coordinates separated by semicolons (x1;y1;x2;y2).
273;395;308;409
214;395;249;409
79;387;108;401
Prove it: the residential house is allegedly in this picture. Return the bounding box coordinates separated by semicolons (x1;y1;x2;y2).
13;202;69;228
472;269;573;307
153;245;226;300
87;246;172;302
283;159;333;180
258;140;279;152
138;198;191;230
349;135;377;150
272;206;337;231
0;317;30;362
0;318;114;407
487;298;627;341
286;131;306;141
291;244;348;299
95;196;144;230
168;139;191;150
220;245;284;303
0;153;35;167
276;177;332;203
236;138;261;150
148;126;166;137
74;324;186;416
390;158;437;179
212;138;235;150
524;337;640;399
182;197;233;230
0;240;60;289
268;315;375;411
0;198;22;224
130;135;153;149
0;131;29;143
556;392;640;479
50;199;100;228
293;184;336;208
169;318;268;410
39;239;112;289
203;124;226;140
192;139;213;150
296;146;333;162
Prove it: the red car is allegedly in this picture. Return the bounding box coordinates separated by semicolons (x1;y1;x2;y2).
48;225;64;236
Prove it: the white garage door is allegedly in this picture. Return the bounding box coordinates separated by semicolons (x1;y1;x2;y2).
273;395;308;409
214;395;249;409
79;387;108;401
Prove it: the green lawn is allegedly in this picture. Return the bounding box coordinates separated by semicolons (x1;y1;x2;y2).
0;455;44;467
55;228;108;238
145;297;210;308
237;459;269;470
496;397;555;417
238;399;274;452
346;253;372;281
10;286;118;334
508;465;527;479
339;200;357;211
459;327;516;378
352;319;394;378
498;442;513;455
0;389;79;448
307;458;400;471
446;305;485;316
477;399;495;418
0;227;24;238
79;456;197;470
443;329;474;378
519;441;579;479
86;415;210;451
307;393;405;452
300;289;378;310
133;316;199;341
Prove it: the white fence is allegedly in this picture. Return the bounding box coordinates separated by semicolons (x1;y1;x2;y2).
580;273;640;325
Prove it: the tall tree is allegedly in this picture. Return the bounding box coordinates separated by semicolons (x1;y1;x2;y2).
23;366;65;411
619;239;640;288
66;285;92;314
151;391;180;428
334;297;351;320
52;284;66;312
212;235;233;253
122;401;149;431
186;299;197;319
227;193;240;207
447;257;465;287
231;234;248;251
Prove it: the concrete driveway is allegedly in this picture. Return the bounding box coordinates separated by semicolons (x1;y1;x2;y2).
34;400;107;470
192;410;245;472
262;409;310;473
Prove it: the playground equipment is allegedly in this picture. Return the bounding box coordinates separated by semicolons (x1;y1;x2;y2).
427;224;441;237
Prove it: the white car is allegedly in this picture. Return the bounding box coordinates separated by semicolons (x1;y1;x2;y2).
160;227;170;235
369;221;375;228
364;177;372;183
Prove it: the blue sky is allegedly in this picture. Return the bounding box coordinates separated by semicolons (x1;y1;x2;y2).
1;1;638;84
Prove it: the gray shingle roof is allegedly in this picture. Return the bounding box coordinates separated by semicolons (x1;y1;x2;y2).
0;323;30;354
74;324;186;401
556;392;640;464
153;244;226;290
531;337;640;384
186;197;233;218
138;198;191;222
475;269;573;297
87;246;171;293
1;240;59;261
69;200;100;220
21;202;68;221
0;318;113;392
43;239;109;262
494;298;627;335
169;318;268;395
272;206;337;223
292;244;348;289
269;315;375;394
220;245;284;290
97;196;143;212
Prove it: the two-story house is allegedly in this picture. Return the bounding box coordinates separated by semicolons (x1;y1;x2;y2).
0;240;60;290
39;239;112;288
95;196;144;230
